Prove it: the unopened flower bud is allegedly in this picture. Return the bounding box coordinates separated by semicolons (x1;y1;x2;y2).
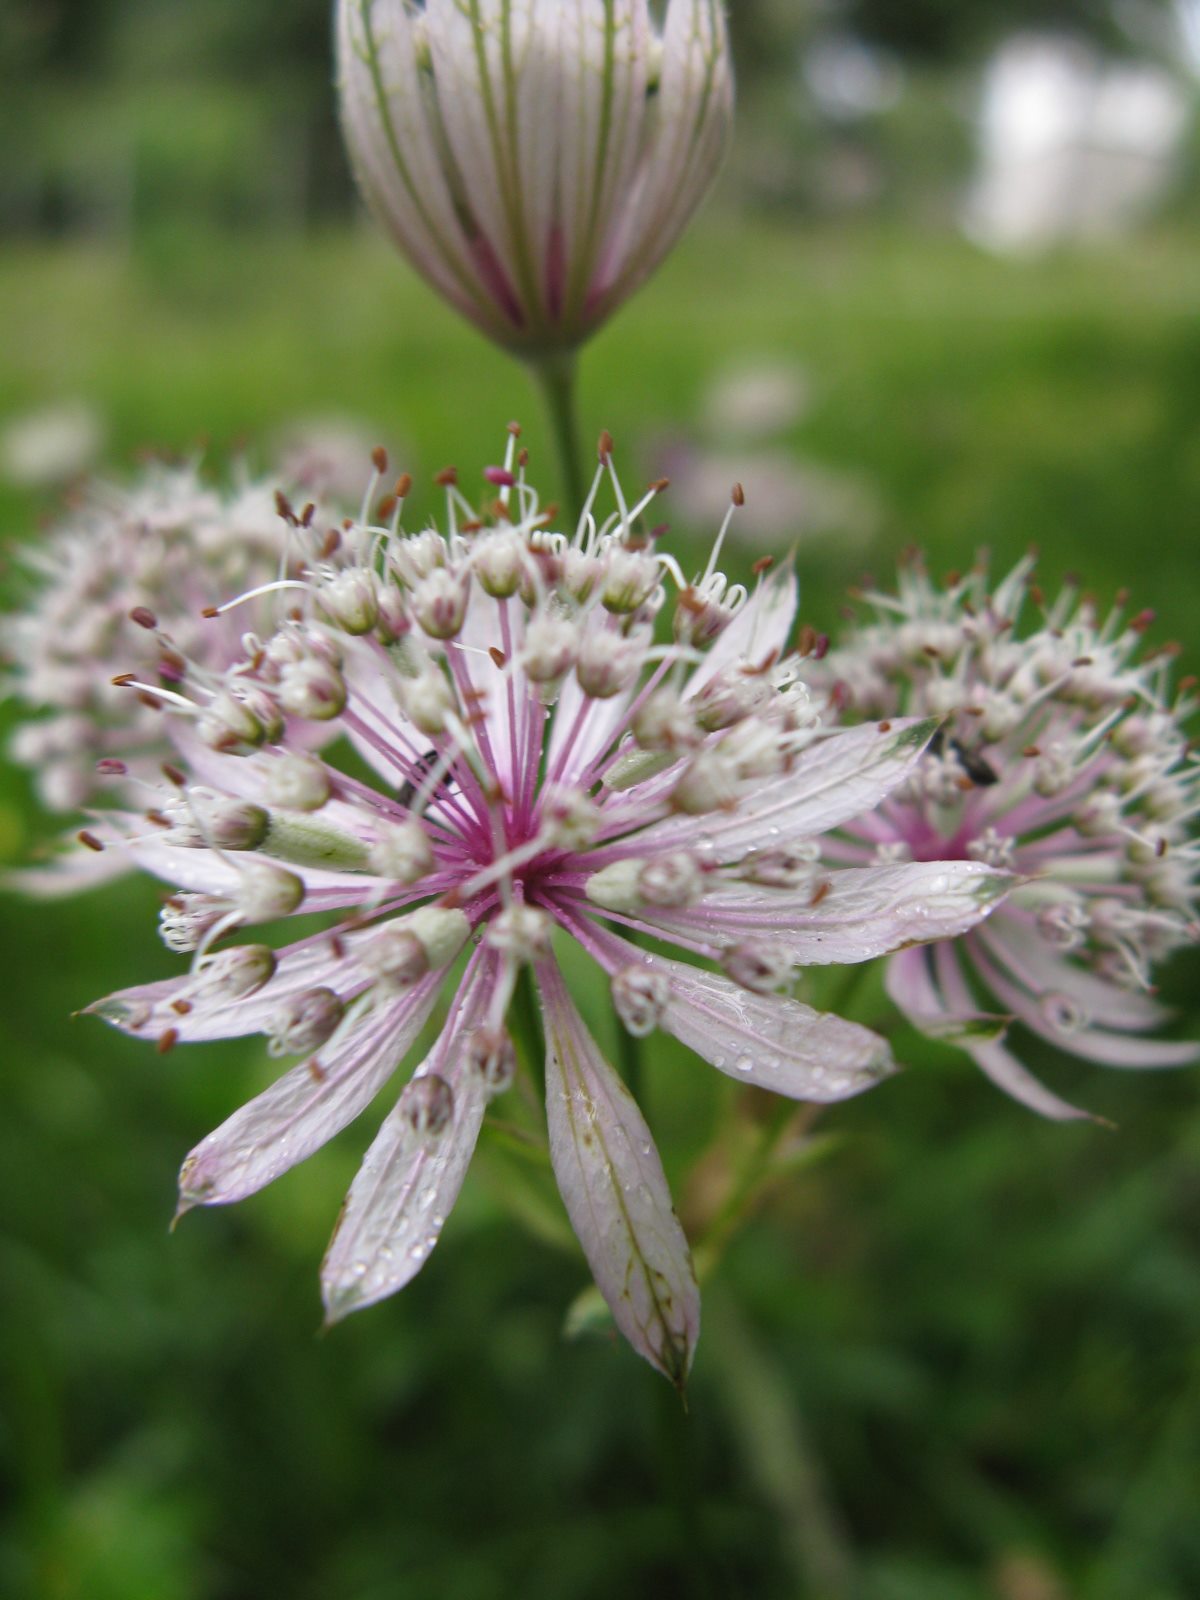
190;795;270;851
693;668;772;732
674;587;734;650
467;1027;516;1095
198;689;270;754
367;820;434;882
633;688;697;752
403;1073;455;1137
539;785;601;850
1074;792;1123;838
337;0;733;354
739;842;821;889
576;631;639;699
237;861;306;921
639;851;704;908
375;582;411;645
363;926;429;988
602;549;660;615
722;940;793;994
264;752;331;812
320;569;379;635
279;657;347;721
561;550;602;603
485;904;551;963
268;986;345;1055
412;570;469;639
402;668;455;736
671;749;737;814
474;533;524;599
194;943;278;1001
523;615;577;684
612;966;670;1037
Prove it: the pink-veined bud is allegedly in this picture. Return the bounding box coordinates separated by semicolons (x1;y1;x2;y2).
473;532;525;599
320;569;380;636
337;0;734;355
278;657;348;721
375;582;412;645
412;569;469;640
601;548;660;615
402;668;455;735
522;615;578;685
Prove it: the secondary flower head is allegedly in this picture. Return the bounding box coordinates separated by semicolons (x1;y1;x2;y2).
814;554;1200;1120
337;0;734;353
1;462;333;889
88;438;1010;1384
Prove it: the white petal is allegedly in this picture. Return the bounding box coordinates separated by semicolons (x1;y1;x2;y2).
321;958;495;1319
585;923;894;1099
685;565;798;702
647;860;1011;965
971;934;1200;1070
890;944;1097;1122
539;957;699;1386
629;717;938;861
89;924;386;1045
178;974;444;1207
983;912;1173;1032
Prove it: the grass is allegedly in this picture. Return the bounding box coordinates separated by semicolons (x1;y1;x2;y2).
1;214;1199;1600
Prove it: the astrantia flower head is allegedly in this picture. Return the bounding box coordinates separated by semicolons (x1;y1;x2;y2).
337;0;733;354
1;462;333;889
814;554;1200;1120
88;438;1011;1384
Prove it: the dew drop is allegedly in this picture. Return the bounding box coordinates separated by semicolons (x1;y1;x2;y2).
735;1054;753;1073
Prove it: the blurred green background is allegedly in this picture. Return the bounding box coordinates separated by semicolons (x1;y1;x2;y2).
3;3;1200;1597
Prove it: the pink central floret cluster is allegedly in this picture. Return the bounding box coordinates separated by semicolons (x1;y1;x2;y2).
86;437;1012;1384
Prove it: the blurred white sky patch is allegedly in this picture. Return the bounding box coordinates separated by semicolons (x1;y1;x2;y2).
0;400;104;489
963;33;1193;253
803;35;905;122
1176;0;1200;73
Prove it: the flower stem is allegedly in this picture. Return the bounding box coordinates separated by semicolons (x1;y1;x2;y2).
529;352;587;522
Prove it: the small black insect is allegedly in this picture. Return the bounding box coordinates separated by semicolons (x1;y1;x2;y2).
927;727;999;787
398;749;453;809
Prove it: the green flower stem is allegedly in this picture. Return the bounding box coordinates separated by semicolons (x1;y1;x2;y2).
529;351;587;523
694;1107;840;1284
511;962;546;1100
